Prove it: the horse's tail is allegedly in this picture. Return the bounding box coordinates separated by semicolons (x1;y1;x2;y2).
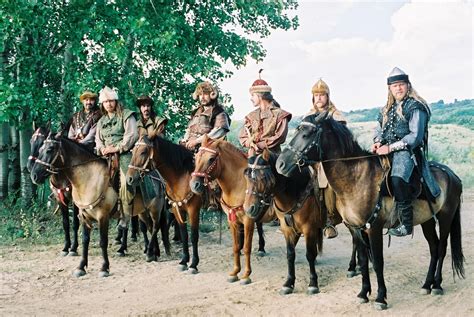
450;200;465;279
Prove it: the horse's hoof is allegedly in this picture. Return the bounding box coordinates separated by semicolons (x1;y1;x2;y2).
177;264;188;272
346;270;358;278
60;251;68;257
146;255;157;262
240;277;252;285
188;268;198;275
257;250;266;257
116;251;126;257
98;271;109;278
431;288;444;295
358;296;369;304
374;302;388;310
307;286;320;295
227;275;239;283
68;251;78;257
279;287;293;295
420;288;431;295
72;269;86;278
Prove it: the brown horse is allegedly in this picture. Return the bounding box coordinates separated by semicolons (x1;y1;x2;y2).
189;136;275;284
276;113;464;310
27;127;80;256
30;134;169;276
243;148;324;294
127;135;203;273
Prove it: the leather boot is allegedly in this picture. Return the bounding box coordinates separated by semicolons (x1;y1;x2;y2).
388;200;413;237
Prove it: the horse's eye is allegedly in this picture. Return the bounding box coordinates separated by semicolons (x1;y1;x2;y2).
208;156;215;164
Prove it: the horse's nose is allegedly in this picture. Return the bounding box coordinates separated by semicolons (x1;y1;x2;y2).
126;175;134;186
276;159;286;173
246;205;259;219
190;180;203;194
30;173;39;185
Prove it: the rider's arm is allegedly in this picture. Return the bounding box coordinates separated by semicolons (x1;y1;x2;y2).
118;116;139;153
258;115;289;150
390;109;428;152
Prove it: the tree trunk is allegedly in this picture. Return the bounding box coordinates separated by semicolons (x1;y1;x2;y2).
60;42;73;125
19;125;34;203
8;125;20;194
0;122;10;201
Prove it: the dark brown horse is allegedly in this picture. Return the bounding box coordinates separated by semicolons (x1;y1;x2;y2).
27;127;80;256
243;148;323;294
127;135;203;273
189;136;274;284
276;113;464;310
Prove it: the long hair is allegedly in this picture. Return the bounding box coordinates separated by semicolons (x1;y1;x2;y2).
382;84;429;125
260;92;281;108
100;100;125;117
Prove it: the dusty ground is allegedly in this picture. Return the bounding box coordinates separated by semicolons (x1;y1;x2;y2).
1;191;473;316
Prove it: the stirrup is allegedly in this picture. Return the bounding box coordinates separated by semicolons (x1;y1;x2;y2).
387;224;412;237
323;225;338;239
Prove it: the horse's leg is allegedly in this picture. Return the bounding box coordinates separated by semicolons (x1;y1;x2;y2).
305;229;319;295
368;225;388;310
347;227;360;278
73;224;90;277
70;205;80;256
433;212;453;295
116;200;132;256
241;217;255;285
160;206;171;256
130;215;139;242
188;207;200;274
280;231;297;295
114;220;123;245
116;225;128;256
256;222;266;256
143;214;159;262
355;229;372;304
177;210;190;271
140;219;149;254
420;218;438;294
98;216;110;277
228;221;241;283
60;203;71;256
238;223;244;253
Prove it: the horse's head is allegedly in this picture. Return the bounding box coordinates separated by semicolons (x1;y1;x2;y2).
127;135;154;186
30;132;64;184
243;149;275;219
276;112;327;177
27;127;49;172
189;135;221;195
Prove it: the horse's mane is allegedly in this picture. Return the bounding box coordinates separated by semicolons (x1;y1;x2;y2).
267;152;311;196
322;118;371;157
216;139;248;161
152;136;194;173
59;136;100;159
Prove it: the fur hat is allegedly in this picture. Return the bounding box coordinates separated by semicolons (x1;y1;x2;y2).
311;79;330;96
79;91;98;102
249;69;272;94
387;67;410;85
192;82;218;100
136;95;154;107
98;86;119;103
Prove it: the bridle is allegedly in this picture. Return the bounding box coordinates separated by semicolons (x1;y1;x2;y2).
285;121;323;170
191;146;220;187
128;140;156;177
28;129;46;164
34;139;65;174
245;154;274;216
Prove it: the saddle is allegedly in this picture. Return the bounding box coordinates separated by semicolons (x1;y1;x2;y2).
107;153;120;193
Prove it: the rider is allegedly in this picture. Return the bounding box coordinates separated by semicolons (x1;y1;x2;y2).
136;95;168;138
238;70;292;157
95;86;139;242
371;67;434;237
306;79;345;239
68;90;102;150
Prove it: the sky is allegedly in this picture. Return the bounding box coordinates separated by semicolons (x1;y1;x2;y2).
221;0;473;120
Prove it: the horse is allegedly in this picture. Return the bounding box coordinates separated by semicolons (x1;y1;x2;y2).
126;135;203;273
276;112;465;310
189;136;274;284
243;148;324;294
27;127;80;256
30;134;170;276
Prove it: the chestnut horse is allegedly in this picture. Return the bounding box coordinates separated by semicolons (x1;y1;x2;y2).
276;113;464;310
189;136;275;284
27;127;79;256
244;148;324;294
127;135;203;273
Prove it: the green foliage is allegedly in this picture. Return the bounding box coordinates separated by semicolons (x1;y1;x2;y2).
1;0;298;139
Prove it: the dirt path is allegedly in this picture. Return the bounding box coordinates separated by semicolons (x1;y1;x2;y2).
1;192;473;316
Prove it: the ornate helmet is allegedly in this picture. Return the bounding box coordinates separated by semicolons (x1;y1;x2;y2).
98;86;119;103
136;95;154;107
249;69;272;94
311;79;330;96
192;81;218;100
79;90;98;102
387;67;410;85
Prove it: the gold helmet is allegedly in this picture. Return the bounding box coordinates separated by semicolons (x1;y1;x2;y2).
192;81;218;100
311;79;330;96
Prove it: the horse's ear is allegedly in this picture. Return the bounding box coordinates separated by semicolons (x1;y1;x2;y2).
262;147;270;161
202;134;209;146
46;120;51;131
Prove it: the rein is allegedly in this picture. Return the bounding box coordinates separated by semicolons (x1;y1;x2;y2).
191;146;220;186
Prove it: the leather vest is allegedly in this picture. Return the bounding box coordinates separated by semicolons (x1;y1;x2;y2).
97;109;135;147
187;105;227;138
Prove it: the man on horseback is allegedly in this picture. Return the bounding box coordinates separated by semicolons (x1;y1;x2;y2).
137;95;168;138
307;79;345;239
371;67;433;237
68;90;102;150
96;86;139;236
238;70;292;157
181;81;230;152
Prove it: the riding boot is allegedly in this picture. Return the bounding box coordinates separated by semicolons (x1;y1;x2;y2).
388;200;413;237
323;221;338;239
